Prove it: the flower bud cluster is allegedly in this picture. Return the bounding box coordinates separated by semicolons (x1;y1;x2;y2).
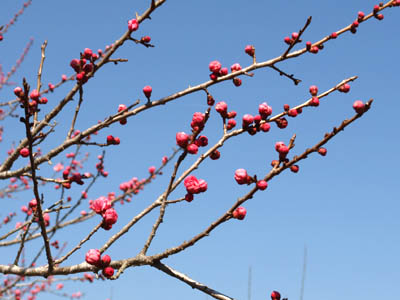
183;175;208;202
70;47;100;84
89;197;118;230
85;249;114;279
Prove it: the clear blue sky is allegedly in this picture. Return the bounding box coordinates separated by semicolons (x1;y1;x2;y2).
0;1;399;300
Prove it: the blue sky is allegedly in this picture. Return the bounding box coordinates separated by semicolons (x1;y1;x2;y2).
0;1;399;300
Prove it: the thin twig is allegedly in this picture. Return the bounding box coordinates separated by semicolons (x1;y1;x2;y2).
67;86;84;139
54;222;102;265
270;65;301;85
34;40;48;127
282;16;312;58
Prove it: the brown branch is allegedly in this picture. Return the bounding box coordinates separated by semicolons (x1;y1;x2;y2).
141;107;211;255
0;0;392;178
105;58;129;64
152;261;235;300
151;100;373;261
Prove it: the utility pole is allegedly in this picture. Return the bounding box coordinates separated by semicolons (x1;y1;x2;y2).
300;246;307;300
248;266;252;300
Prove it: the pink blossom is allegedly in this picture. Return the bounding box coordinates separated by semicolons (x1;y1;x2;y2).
90;196;112;214
102;208;118;226
184;175;208;194
53;163;64;172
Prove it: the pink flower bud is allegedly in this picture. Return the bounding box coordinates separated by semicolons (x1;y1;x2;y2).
230;63;242;72
102;208;118;226
260;123;271;132
353;100;365;114
14;87;23;97
184;175;208;194
176;132;190;148
288;109;298;117
20;148;30;158
215;101;228;116
185;193;194;202
338;83;350;93
233;206;247;220
318;147;327;156
234;169;248;185
187;143;198;154
219;67;228;76
309;85;318;96
210;150;221;160
256;180;268;190
101;254;111;267
233;77;242;87
148;166;156;174
191;112;205;127
141;36;151;43
70;59;80;72
85;249;101;266
209;60;222;74
83;48;93;59
143;85;152;98
29;199;37;208
245;45;255;56
29;89;40;100
227;119;236;130
102;266;114;278
309;97;320;107
271;291;281;300
290;165;299;173
242;114;254;126
259;102;272;118
128;19;139;32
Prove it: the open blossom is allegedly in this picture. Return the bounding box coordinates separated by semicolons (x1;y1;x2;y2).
90;196;112;214
183;175;208;194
